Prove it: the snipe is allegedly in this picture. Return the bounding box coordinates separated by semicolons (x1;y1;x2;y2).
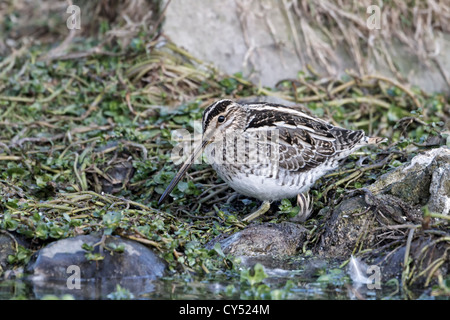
158;99;385;222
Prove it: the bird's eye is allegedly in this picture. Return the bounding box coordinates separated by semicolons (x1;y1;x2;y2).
218;115;225;123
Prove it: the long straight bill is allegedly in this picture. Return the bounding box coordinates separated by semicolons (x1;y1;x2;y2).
158;139;210;205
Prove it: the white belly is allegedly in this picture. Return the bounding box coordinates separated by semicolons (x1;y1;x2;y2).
224;171;308;201
204;140;342;201
211;161;337;201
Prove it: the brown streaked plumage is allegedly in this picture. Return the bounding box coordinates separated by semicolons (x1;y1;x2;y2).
159;99;385;222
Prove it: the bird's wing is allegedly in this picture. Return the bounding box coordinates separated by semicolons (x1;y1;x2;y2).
244;105;365;173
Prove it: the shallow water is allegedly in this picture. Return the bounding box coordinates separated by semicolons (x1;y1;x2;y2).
0;256;433;300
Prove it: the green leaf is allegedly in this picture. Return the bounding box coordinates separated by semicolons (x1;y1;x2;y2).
49;225;65;239
213;242;225;258
241;263;268;286
35;222;49;239
107;284;135;300
177;181;189;193
82;243;94;251
85;252;105;261
102;211;122;226
6;199;19;209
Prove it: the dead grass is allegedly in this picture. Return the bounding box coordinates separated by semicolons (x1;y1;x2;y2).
234;0;450;89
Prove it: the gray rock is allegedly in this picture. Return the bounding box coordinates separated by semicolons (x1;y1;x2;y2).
212;222;308;257
26;234;166;280
318;191;426;258
0;232;16;271
428;152;450;215
368;147;450;215
319;196;378;257
163;0;450;93
25;235;166;299
0;232;31;273
317;146;449;285
374;238;450;286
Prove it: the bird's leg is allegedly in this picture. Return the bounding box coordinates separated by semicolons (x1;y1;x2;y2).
242;200;271;222
293;192;313;222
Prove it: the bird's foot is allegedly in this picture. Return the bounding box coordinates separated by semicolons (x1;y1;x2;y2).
242;200;271;222
292;192;313;222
